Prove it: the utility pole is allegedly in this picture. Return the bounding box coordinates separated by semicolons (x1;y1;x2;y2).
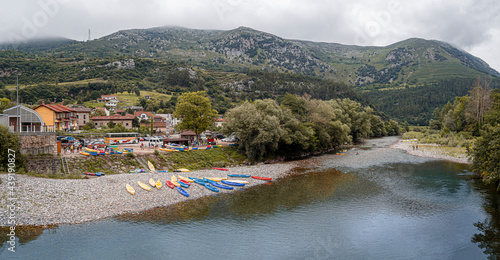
17;74;20;133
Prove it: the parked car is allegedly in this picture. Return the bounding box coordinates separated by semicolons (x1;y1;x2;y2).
222;136;238;142
89;141;106;148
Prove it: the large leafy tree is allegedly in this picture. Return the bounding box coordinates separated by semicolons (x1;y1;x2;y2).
469;124;500;191
173;91;217;140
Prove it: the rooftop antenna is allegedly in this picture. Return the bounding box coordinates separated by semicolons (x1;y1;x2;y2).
88;29;91;41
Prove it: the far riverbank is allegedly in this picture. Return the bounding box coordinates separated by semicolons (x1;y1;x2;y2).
390;139;470;164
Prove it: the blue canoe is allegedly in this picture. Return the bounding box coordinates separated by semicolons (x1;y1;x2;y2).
221;180;245;186
204;183;219;192
177;187;189;197
157;170;168;173
179;181;189;188
192;179;207;185
207;180;234;190
227;174;251;178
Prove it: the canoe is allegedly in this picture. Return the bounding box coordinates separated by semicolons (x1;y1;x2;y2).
80;151;90;156
149;178;156;187
156;180;162;189
178;181;189;188
83;172;95;176
251;176;272;181
208;180;234;190
95;172;102;177
148;161;156;172
126;184;135;195
204;183;219;192
225;180;249;184
179;179;191;186
157;170;168;173
174;168;190;172
227;174;251;178
138;181;152;191
85;147;99;153
177;187;189;197
165;180;175;189
221;180;245;186
171;175;177;182
193;179;208;185
212;167;229;171
205;177;228;182
171;180;181;187
178;175;194;182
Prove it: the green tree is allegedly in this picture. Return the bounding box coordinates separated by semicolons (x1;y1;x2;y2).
91;108;106;117
469;124;500;190
0;97;14;112
107;121;116;128
0;125;26;172
173;91;217;141
132;117;140;128
224;99;285;160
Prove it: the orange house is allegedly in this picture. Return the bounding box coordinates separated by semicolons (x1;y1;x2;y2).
33;102;78;131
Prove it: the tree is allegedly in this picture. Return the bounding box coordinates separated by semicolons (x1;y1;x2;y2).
173;91;217;141
466;79;493;134
0;125;25;171
469;124;500;190
107;121;116;128
0;97;13;113
224;100;285;160
82;121;95;131
132;117;140;128
91;108;106;117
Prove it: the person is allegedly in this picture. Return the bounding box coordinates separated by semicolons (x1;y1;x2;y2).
416;145;418;150
141;143;144;150
412;145;415;150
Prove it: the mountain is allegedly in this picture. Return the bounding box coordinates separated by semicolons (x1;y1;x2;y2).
1;26;500;124
11;26;498;86
0;37;77;54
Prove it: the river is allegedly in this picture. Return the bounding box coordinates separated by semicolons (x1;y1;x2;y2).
1;136;499;259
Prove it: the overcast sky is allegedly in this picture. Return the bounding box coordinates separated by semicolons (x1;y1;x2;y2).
1;0;499;72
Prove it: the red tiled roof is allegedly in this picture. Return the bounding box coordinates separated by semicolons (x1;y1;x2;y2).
134;111;154;117
101;95;117;98
34;103;76;113
91;113;135;121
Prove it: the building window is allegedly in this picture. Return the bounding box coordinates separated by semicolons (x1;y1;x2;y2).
84;115;86;119
95;123;98;126
83;121;86;124
126;123;129;126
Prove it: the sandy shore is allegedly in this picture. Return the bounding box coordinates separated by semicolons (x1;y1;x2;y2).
390;140;470;164
0;163;296;227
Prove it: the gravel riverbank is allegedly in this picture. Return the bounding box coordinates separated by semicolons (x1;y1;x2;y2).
0;163;296;227
390;140;470;164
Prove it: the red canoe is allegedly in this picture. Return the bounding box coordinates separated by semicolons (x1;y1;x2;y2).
165;180;175;189
179;179;191;186
251;176;272;181
212;167;229;171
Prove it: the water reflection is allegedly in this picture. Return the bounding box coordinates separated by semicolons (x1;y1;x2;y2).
116;166;355;224
472;179;500;259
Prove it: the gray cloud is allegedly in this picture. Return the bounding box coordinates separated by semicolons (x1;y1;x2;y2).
0;0;499;71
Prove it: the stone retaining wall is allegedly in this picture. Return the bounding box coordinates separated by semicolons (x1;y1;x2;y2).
20;132;57;155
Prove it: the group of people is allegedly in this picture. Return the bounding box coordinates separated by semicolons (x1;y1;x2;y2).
412;144;419;150
63;144;84;153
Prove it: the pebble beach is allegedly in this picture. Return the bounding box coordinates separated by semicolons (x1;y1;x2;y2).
390;140;470;164
0;163;296;227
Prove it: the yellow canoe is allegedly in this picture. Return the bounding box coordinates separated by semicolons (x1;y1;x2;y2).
156;180;162;189
159;148;177;152
148;161;156;172
80;151;90;156
138;181;152;191
149;178;156;187
171;180;181;187
178;175;194;182
176;168;190;172
225;180;249;184
171;175;178;182
205;177;228;182
126;184;135;195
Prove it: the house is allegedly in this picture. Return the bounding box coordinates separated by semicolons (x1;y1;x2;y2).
134;111;154;121
180;130;197;142
215;117;228;128
105;99;119;107
144;95;151;100
115;109;126;115
156;113;182;128
90;114;135;129
73;107;92;130
33;102;78;131
0;105;47;132
101;95;118;100
140;115;167;133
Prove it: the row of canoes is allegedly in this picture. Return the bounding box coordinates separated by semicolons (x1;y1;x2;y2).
158;145;224;152
126;173;272;196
